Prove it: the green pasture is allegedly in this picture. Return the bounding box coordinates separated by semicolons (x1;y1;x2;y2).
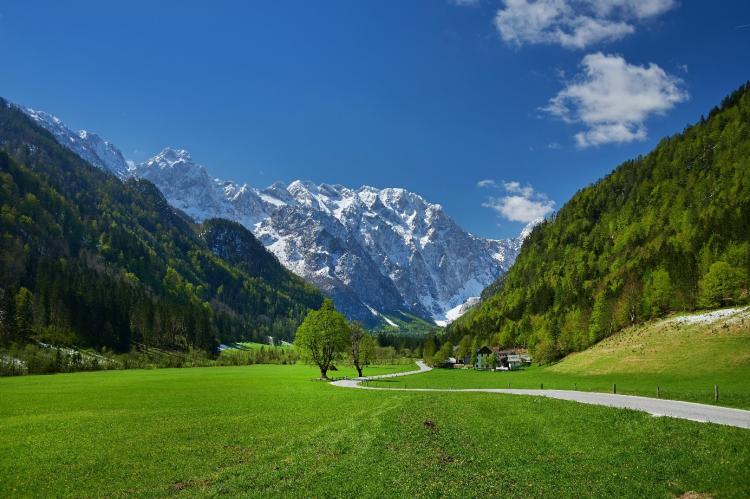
1;362;749;498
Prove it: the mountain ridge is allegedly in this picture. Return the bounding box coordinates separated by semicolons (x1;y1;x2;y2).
23;107;533;327
447;81;750;362
0;100;324;352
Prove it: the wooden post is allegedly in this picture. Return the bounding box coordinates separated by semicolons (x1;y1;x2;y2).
574;383;576;391
714;384;718;402
613;383;616;394
657;386;660;398
541;383;544;390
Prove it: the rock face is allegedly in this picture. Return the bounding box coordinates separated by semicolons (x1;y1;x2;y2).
23;108;131;179
25;107;534;327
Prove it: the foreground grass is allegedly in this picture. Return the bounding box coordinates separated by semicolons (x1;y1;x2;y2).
1;364;749;497
376;310;750;409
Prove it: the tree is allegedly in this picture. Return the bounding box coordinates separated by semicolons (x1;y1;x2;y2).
0;288;16;342
699;261;744;308
643;268;672;317
469;337;479;366
15;287;34;340
422;334;437;363
294;299;350;379
431;341;453;367
349;322;376;377
588;292;611;343
456;334;473;363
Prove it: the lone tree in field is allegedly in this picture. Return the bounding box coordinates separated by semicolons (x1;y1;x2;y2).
294;299;350;380
349;322;376;377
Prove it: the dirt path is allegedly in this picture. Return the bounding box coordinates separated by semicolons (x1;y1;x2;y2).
331;361;750;429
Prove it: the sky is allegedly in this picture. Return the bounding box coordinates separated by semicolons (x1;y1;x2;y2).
1;1;749;239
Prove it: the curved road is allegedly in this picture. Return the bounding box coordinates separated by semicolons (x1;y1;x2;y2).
332;361;750;429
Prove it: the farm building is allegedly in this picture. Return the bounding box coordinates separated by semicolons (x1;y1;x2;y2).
473;347;532;370
474;346;494;369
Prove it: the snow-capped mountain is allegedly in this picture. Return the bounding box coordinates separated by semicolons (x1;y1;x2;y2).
24;108;130;179
133;151;530;325
25;106;535;326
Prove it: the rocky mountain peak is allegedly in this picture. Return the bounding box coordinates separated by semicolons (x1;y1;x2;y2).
24;103;534;327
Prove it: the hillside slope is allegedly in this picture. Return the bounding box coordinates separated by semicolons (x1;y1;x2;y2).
0;99;322;352
449;82;750;361
550;306;750;377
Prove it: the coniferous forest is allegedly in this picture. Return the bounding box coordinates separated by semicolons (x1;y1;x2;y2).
447;82;750;362
0;99;323;355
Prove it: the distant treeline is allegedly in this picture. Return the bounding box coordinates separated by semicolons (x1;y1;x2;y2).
0;342;301;376
0;339;415;376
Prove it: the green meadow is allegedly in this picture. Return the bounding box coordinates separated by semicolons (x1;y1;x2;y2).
376;310;750;409
2;362;749;498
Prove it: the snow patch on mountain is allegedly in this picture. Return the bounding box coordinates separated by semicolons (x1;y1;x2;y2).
437;296;481;327
365;304;398;327
23;108;131;179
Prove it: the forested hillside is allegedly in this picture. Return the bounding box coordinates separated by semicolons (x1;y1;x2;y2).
448;82;750;362
0;99;322;353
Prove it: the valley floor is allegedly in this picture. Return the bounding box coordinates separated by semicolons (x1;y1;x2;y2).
375;308;750;409
1;363;749;498
337;362;750;429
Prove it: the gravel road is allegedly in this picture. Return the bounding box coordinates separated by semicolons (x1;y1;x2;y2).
331;361;750;429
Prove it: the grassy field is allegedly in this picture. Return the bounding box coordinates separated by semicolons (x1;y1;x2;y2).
372;308;750;408
2;363;750;497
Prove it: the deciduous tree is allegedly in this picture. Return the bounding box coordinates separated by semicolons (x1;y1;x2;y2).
294;299;350;379
349;322;376;377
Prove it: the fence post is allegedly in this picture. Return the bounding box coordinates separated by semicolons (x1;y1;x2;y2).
541;383;544;390
657;386;660;398
613;383;616;394
574;383;576;391
714;384;718;402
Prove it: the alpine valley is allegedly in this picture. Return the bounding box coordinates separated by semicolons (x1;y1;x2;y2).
24;108;531;328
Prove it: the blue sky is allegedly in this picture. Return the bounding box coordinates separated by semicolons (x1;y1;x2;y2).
2;1;749;239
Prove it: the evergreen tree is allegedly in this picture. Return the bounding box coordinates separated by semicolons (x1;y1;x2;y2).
14;287;34;340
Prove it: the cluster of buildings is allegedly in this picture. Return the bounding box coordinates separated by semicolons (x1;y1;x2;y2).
442;346;532;371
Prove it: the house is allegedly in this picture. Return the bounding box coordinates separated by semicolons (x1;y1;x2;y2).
494;349;533;371
439;356;457;369
472;347;533;371
474;346;494;370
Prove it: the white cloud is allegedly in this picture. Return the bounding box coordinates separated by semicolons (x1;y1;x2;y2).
476;179;498;188
543;52;688;147
452;0;481;6
495;0;676;49
482;181;555;223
